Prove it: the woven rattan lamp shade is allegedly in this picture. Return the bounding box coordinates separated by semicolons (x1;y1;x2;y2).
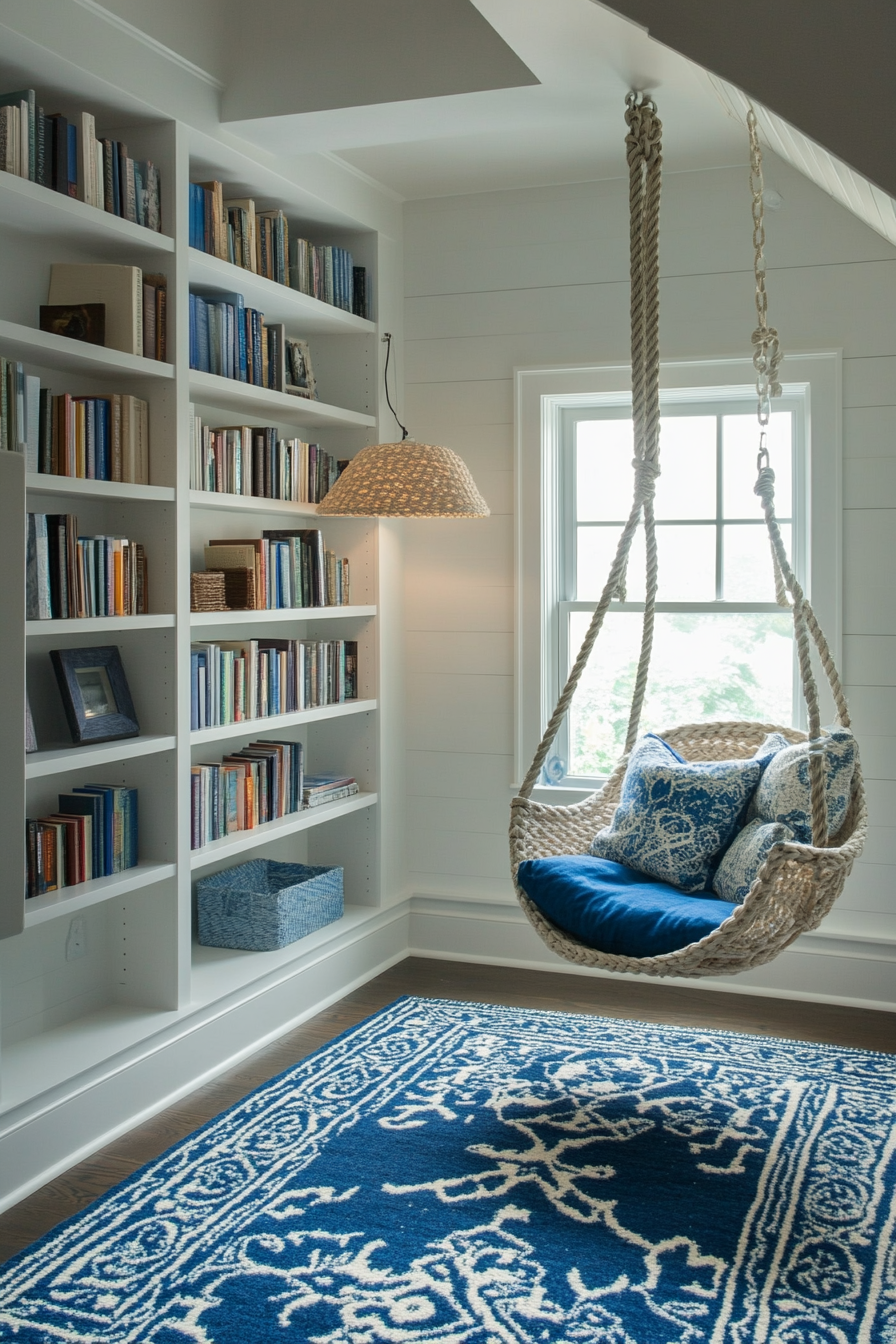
316;440;490;517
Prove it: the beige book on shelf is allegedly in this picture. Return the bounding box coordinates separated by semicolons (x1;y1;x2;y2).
77;112;96;206
197;180;227;260
47;263;143;356
119;394;149;483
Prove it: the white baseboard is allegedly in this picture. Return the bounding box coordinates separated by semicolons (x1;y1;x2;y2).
408;895;896;1014
0;906;409;1214
1;891;893;1214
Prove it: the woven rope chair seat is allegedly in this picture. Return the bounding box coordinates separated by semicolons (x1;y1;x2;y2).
510;720;867;978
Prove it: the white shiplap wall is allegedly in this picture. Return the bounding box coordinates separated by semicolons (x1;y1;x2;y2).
403;155;896;1007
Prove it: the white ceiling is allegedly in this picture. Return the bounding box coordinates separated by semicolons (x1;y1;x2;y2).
219;0;749;199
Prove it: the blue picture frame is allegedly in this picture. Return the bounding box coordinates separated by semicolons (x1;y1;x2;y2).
50;645;140;745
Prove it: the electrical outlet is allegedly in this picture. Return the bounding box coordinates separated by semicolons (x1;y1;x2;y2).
66;916;86;961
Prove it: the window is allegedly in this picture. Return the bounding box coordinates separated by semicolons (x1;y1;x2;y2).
515;356;841;794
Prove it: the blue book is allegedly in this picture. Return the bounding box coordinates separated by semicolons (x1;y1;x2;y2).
84;399;95;479
190;650;200;730
74;786;114;876
121;788;138;869
110;140;121;217
189;293;198;368
251;311;262;386
67;122;77;197
96;399;109;480
197;297;210;373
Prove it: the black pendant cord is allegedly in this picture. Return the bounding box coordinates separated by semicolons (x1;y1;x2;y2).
382;332;409;442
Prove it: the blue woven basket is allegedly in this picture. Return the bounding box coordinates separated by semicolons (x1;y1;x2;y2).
197;859;344;951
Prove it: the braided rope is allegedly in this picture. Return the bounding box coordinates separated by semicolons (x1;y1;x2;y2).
519;93;663;798
507;103;866;978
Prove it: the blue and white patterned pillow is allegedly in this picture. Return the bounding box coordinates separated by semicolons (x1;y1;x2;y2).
754;727;856;844
745;732;792;821
590;735;762;893
712;817;796;904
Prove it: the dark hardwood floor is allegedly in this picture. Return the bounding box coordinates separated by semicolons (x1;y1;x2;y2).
1;955;893;1263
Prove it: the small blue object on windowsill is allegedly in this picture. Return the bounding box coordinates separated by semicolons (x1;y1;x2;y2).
197;859;343;951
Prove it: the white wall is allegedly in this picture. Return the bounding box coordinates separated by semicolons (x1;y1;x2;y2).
403;153;896;1006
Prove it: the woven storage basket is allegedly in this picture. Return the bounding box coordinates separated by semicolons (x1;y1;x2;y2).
220;566;256;611
190;571;227;612
197;859;343;951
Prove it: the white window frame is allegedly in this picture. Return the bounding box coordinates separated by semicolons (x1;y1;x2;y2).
514;354;842;799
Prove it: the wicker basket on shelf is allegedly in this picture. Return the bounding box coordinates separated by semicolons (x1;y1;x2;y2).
190;571;227;612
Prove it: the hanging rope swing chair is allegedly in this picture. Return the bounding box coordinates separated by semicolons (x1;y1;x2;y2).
509;95;867;978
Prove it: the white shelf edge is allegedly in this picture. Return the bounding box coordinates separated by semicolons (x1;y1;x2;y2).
188;489;319;516
189;604;375;628
23;861;177;927
26;734;177;779
189;903;382;1004
190;791;378;870
0;320;175;380
0;171;175;252
189;249;375;335
26;614;175;635
190;698;377;745
188;370;375;429
26;474;175;503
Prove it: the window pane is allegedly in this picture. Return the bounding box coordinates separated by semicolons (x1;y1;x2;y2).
723;524;792;601
577;419;635;521
577;525;717;601
566;610;794;778
655;525;716;600
723;412;792;518
653;416;717;520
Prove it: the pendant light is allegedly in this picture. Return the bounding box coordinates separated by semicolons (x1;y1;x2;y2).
316;333;489;518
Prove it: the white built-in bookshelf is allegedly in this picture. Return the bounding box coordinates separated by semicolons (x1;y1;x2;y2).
0;95;391;1122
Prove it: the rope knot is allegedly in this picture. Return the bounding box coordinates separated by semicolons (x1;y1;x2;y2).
633;457;660;504
754;466;776;506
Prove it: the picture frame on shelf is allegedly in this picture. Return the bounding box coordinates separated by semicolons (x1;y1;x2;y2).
50;645;140;744
285;338;317;400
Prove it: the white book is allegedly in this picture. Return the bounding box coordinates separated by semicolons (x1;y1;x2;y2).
77;112;96;204
47;263;143;357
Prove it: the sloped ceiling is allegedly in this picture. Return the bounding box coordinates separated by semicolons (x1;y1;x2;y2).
597;0;896;200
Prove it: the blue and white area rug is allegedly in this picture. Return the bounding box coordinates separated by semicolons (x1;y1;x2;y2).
1;997;894;1342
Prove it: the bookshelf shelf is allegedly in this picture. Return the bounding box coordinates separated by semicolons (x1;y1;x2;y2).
188;370;375;430
27;474;176;504
190;903;378;1006
189;489;319;517
0;320;175;381
26;733;177;779
189;250;375;336
23;860;177;928
190;698;377;745
189;791;378;871
0;170;175;254
26;614;175;635
189;604;376;629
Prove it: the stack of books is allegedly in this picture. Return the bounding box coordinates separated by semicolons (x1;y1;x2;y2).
1;364;149;481
303;773;359;808
190;638;358;729
190;417;342;502
0;89;162;230
189;290;287;389
203;529;350;611
290;240;367;317
191;740;302;849
26;513;147;619
45;264;167;360
26;784;138;896
188;181;369;317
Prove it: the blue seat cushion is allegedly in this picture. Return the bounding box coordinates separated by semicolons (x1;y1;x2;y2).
517;855;731;958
